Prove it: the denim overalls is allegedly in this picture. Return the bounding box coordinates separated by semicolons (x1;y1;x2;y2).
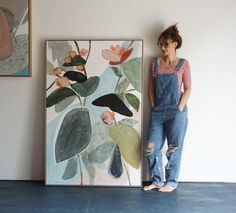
147;57;188;188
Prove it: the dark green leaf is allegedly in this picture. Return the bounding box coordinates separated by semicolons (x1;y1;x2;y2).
125;93;140;112
62;157;78;180
71;76;100;97
108;145;123;178
46;87;75;108
55;108;92;163
111;67;122;77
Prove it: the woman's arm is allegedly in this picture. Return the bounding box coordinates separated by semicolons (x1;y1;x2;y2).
148;62;155;109
178;88;191;111
178;59;191;111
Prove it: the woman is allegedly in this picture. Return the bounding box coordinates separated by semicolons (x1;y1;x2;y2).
143;24;191;192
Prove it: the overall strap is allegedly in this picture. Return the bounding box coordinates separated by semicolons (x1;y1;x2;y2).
175;58;184;72
152;57;158;75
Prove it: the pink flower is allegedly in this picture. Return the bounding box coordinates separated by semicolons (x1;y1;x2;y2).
69;50;77;59
100;111;115;125
102;45;133;65
55;77;70;87
80;48;88;57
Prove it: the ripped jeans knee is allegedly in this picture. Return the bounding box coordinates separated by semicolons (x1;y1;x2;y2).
166;144;178;157
145;141;154;155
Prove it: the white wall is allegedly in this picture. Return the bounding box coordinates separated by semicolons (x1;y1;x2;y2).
0;0;236;182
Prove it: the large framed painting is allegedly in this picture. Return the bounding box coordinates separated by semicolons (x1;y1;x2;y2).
46;40;143;186
0;0;31;76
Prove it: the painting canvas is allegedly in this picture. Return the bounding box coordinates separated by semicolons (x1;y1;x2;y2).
0;0;31;76
46;40;143;186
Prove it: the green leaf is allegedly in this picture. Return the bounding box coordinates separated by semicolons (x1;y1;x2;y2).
111;67;122;77
46;87;75;108
118;118;138;126
122;57;142;92
55;108;92;163
125;93;140;112
88;142;115;164
71;76;100;97
0;7;15;33
116;78;129;94
55;95;76;112
81;151;95;184
109;124;141;169
62;157;78;180
47;41;72;67
47;60;55;76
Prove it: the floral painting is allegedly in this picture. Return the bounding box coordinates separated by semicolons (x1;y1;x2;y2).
46;40;143;186
0;0;31;76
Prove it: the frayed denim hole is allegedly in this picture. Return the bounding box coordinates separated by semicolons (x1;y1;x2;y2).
145;142;155;156
166;144;178;157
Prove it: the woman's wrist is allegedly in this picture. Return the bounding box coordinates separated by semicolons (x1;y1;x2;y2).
178;104;184;112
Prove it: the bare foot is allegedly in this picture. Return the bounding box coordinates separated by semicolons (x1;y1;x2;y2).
143;184;161;191
158;184;176;192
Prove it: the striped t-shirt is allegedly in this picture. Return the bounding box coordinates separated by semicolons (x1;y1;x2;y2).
149;57;192;94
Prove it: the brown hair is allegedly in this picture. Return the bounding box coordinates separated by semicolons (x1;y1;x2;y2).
158;24;182;49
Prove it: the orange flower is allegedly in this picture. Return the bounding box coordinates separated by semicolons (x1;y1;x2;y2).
76;65;84;71
55;77;70;87
53;67;62;75
80;48;88;57
102;44;133;65
100;111;115;125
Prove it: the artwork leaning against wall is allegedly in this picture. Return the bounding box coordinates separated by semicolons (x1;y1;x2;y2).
45;40;143;186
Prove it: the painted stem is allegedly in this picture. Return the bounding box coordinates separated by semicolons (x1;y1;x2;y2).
126;40;134;50
124;89;135;93
46;81;55;91
123;159;131;186
78;155;83;186
85;40;91;62
83;67;87;77
70;86;83;106
114;76;121;93
74;40;80;55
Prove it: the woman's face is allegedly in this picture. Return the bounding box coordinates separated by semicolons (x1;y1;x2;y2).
158;38;177;56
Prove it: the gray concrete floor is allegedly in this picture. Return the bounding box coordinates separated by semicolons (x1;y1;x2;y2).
0;181;236;213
